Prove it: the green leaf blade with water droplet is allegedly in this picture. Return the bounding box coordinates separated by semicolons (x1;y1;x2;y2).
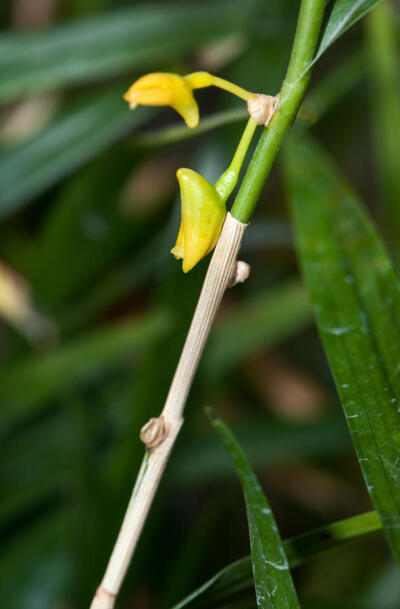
208;410;301;609
172;511;382;609
283;132;400;566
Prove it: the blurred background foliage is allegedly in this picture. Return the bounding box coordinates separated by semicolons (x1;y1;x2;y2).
0;1;400;608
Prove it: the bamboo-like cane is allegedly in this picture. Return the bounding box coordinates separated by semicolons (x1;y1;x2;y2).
90;213;249;609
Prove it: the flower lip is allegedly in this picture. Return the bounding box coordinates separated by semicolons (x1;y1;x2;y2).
123;72;199;128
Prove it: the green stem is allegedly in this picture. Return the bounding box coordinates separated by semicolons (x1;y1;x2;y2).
215;118;258;202
230;0;326;223
366;2;400;243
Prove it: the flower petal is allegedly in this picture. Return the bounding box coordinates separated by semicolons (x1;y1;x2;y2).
175;168;226;272
124;72;199;127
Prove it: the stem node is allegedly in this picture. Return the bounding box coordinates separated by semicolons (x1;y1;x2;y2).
90;586;116;609
229;260;251;287
140;416;167;450
247;93;279;126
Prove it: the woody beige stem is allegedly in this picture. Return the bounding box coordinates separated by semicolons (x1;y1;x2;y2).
90;213;249;609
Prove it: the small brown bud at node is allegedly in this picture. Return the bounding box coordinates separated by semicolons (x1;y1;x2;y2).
140;416;166;450
247;93;279;127
229;260;251;287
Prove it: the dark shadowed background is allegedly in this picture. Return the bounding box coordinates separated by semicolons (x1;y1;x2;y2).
0;1;400;608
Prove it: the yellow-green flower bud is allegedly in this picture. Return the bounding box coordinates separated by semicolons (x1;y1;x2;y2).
171;169;226;273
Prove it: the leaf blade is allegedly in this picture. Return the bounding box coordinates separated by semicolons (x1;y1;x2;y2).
0;86;152;218
209;411;301;609
173;511;382;609
365;1;400;249
0;310;170;429
307;0;383;70
283;133;400;565
203;279;312;382
0;1;257;102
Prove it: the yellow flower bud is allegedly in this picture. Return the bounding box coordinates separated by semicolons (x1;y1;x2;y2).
123;72;199;128
171;169;226;273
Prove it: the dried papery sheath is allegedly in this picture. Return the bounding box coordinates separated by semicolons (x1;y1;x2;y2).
247;93;279;126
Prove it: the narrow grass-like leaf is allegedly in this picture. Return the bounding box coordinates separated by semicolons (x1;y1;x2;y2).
58;235;159;332
60;231;298;333
0;0;257;103
284;133;400;565
362;561;400;609
209;411;301;609
173;416;350;486
0;375;130;527
366;2;400;245
19;150;165;309
0;413;80;526
0;510;71;609
0;278;311;431
0;412;350;527
0;86;152;218
307;0;383;70
0;310;170;429
136;108;249;148
306;49;365;118
302;600;365;609
173;511;382;609
203;279;311;382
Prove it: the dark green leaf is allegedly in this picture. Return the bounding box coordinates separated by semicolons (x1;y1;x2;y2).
173;416;350;486
0;1;258;103
284;133;400;565
135;108;248;148
306;49;365;118
21;149;164;310
58;235;160;332
0;510;72;609
0;377;131;529
209;411;301;609
173;511;382;609
0;414;78;526
366;2;400;248
362;561;400;609
203;279;312;382
309;0;383;68
0;310;170;429
0;86;152;218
